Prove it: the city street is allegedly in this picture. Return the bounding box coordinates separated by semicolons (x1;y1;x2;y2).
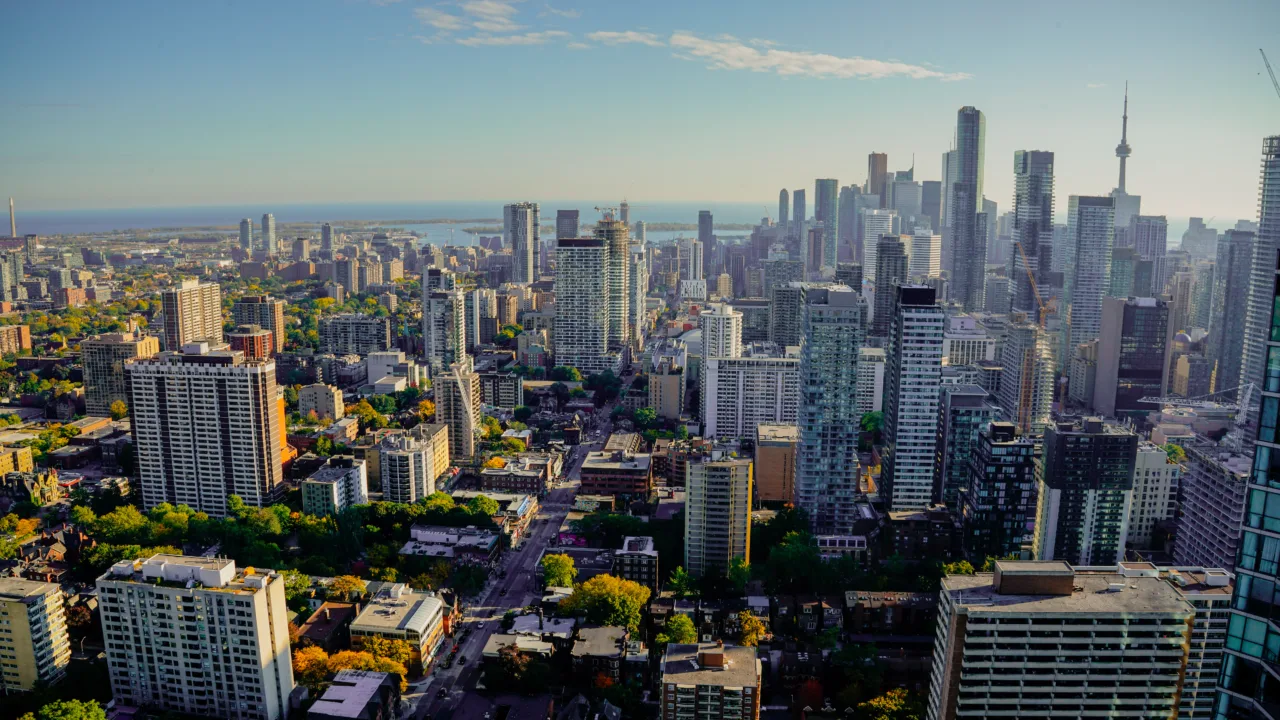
408;413;611;718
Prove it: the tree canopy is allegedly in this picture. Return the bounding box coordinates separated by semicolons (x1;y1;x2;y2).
541;553;577;587
559;574;651;631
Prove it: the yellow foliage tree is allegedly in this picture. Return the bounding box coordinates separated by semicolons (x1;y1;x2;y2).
327;650;409;691
482;457;507;469
738;610;767;647
560;574;650;631
417;399;436;421
328;575;367;601
292;646;330;689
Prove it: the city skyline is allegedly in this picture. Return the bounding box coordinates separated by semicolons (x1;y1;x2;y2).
2;1;1277;223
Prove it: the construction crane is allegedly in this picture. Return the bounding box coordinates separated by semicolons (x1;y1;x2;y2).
1013;240;1054;328
1263;49;1280;102
1138;383;1255;411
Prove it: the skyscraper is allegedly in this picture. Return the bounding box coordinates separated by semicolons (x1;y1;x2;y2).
935;384;999;508
909;230;942;279
261;213;276;254
792;189;806;230
436;361;480;460
1133;214;1169;261
815;179;838;269
1211;229;1255;393
684;458;752;578
1033;417;1137;565
239;218;253;252
698;210;714;280
1063;195;1116;353
231;295;288;357
960;422;1039;560
160;279;223;351
861;210;897;282
505;202;539;284
554;237;617;374
0;578;70;692
555;209;579;240
321;222;334;251
423;289;467;374
881;286;945;511
838;185;861;259
619;201;630;224
126;344;284;515
867;152;888;206
998;315;1054;434
701;303;742;359
1093;296;1173;417
1237;138;1280;416
793;285;864;536
1010;150;1055;313
380;423;451;502
599;214;631;350
778;189;789;230
82;332;161;417
871;236;909;338
950;107;987;311
920;180;942;233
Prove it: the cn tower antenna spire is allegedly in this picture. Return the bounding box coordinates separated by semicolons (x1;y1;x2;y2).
1115;82;1131;193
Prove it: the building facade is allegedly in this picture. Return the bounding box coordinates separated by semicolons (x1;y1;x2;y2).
0;578;70;692
301;456;369;517
960;422;1039;561
882;286;945;512
318;314;392;356
82;332;160;417
380;424;450;503
231;295;287;357
685;458;752;578
160;279;223;351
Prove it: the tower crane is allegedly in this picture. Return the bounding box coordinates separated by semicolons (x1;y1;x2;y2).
1013;240;1054;328
1263;49;1280;102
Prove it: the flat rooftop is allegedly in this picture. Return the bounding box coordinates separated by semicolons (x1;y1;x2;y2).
756;424;798;443
662;643;759;689
350;585;443;635
0;577;60;602
942;572;1193;615
309;670;389;719
583;451;651;471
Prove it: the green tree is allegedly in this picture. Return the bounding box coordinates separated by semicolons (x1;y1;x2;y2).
631;407;657;430
1164;443;1187;464
480;415;503;440
281;569;312;602
329;575;367;601
92;505;149;543
466;495;500;517
17;700;107;720
727;556;751;594
368;394;397;415
944;560;976;575
738;610;767;647
314;435;334;457
668;566;695;599
559;574;651;631
541;553;578;587
655;613;697;647
108;400;129;420
549;366;582;382
422;492;455;512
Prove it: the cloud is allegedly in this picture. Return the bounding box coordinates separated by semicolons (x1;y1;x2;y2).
542;4;579;18
414;7;465;31
1087;82;1107;89
566;42;590;50
667;32;971;81
587;30;664;47
460;0;524;32
457;30;569;46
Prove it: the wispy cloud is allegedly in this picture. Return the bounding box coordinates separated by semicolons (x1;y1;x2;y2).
460;0;524;32
587;30;664;47
457;29;569;46
542;4;579;18
668;32;971;81
414;7;465;31
1087;82;1107;89
566;42;590;50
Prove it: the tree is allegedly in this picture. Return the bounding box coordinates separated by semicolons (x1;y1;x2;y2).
482;456;507;469
943;560;976;576
422;492;454;512
368;395;397;415
668;566;695;599
92;505;149;543
362;635;413;666
727;556;751;593
292;646;330;690
17;700;107;720
466;495;500;517
329;575;367;601
326;650;409;691
632;407;657;430
66;604;92;630
281;569;312;602
108;400;128;420
417;399;436;421
314;435;334;457
655;613;697;647
559;574;651;631
480;415;503;440
857;688;925;720
550;366;582;382
513;406;533;423
738;611;767;647
1164;443;1187;464
350;400;388;431
541;553;578;587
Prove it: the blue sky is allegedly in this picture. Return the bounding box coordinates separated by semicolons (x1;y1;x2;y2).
3;0;1278;222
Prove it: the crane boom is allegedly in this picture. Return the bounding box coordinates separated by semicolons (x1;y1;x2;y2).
1014;241;1049;328
1264;49;1280;102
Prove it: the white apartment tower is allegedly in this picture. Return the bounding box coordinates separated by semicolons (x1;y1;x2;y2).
380;423;450;503
701;351;799;440
436;363;480;460
1127;441;1181;550
598;216;631;350
909;230;942;279
504;202;540;284
1063;195;1116;352
160;279;223;351
855;347;886;415
553;237;618;374
423;289;467;375
97;555;294;720
126;344;283;516
882;286;945;511
261;213;277;254
685;458;752;578
701;303;743;360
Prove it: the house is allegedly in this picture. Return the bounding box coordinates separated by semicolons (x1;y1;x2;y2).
299;602;358;653
570;626;629;685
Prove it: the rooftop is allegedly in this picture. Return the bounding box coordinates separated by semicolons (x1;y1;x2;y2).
756;424;798;443
572;625;628;658
309;670;392;719
583;451;652;471
620;536;656;555
0;577;61;602
510;614;576;638
300;602;358;643
942;565;1194;616
306;457;365;484
662;643;760;689
350;584;444;635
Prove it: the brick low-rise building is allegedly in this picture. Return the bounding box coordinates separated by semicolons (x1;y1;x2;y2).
580;451;652;499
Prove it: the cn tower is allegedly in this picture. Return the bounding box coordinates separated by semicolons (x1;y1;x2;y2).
1115;82;1131;193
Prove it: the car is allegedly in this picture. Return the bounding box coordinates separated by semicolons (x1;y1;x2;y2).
438;689;448;698
459;656;467;665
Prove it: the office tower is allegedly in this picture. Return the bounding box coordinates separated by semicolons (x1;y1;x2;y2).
658;643;761;720
554;237;616;373
0;578;70;692
909;230;941;279
619;201;630;225
436;362;480;460
698;210;714;278
1063;196;1116;353
701;303;742;359
1174;444;1249;572
927;561;1192;720
555;209;579;240
685;458;752;577
936;384;999;507
837;185;861;259
1127;441;1181;551
97;555;294;719
291;237;310;262
231;295;287;357
920;180;942;233
768;283;805;347
959;422;1039;561
950;107;987;311
1109;246;1137;298
424;289;467;374
793;285;864;535
160;279;223;351
634;220;647;245
1167;270;1195;336
941;315;995;367
127;344;283;515
778;189;789;230
835;262;863;291
882;286;945;511
1191;260;1216;329
239;218;253;251
867;152;889;206
1033;417;1137;565
1093;297;1172;417
701;350;799;440
1133;214;1169;261
1219;231;1280;717
1174;354;1215;397
1240;138;1280;419
318;314;391;355
630;249;648;346
82;332;161;417
261;213;277;254
380;423;450;502
599;216;631;350
321;222;334;251
891;179;923;223
855;347;886;415
792;189;806;229
815;179;838;268
1211;230;1255;393
505;202;539;284
871;236;909;337
1183;217;1222;258
1009;150;1055;313
861;210;897;282
334;257;359;296
467;288;497;349
982;197;999;263
755;424;797;504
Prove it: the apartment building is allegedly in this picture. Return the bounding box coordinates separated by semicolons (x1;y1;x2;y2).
0;578;70;692
81;332;161;417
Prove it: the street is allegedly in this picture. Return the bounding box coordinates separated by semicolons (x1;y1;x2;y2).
408;410;612;718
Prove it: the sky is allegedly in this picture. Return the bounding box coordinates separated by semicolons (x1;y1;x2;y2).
3;0;1279;223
